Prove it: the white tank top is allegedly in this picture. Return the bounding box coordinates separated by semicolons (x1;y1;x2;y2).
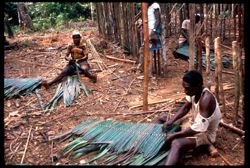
186;88;222;143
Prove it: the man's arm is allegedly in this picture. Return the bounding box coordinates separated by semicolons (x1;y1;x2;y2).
180;28;189;40
162;101;192;132
165;127;198;143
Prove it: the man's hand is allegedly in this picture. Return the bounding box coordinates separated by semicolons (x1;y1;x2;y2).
162;120;174;133
164;133;176;143
65;55;73;61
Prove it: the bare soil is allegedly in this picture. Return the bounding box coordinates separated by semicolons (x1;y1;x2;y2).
4;22;244;165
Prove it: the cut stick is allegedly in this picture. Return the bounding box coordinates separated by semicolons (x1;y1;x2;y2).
20;127;32;164
105;55;136;64
219;120;245;136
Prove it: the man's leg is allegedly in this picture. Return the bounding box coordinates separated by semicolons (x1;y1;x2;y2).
79;63;97;83
165;137;196;165
43;64;75;88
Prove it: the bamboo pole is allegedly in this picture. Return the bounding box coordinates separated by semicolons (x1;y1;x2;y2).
188;3;195;70
214;37;225;113
205;37;211;90
232;41;240;125
142;3;149;111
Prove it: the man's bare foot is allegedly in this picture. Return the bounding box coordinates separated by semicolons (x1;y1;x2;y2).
41;80;49;89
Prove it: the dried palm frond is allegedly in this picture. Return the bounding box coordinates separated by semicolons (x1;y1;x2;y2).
4;78;42;99
44;75;88;111
53;118;180;165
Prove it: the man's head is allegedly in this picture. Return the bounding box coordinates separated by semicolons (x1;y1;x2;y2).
72;30;82;45
182;70;203;96
195;14;201;24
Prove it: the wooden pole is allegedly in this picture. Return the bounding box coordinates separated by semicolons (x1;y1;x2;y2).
142;3;149;111
130;3;137;57
205;37;211;90
215;37;225;113
232;41;240;125
160;3;168;76
188;3;195;70
196;37;203;73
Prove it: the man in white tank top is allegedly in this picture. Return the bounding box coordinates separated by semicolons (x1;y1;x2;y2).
155;70;222;165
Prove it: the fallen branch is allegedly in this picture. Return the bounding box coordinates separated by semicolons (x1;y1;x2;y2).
219;120;245;136
20;127;32;164
210;68;234;75
7;59;63;70
86;39;105;70
218;152;233;165
105;55;136;64
130;99;175;110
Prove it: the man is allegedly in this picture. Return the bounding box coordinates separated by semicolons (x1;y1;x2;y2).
42;31;97;89
178;14;201;47
155;70;221;165
148;1;161;43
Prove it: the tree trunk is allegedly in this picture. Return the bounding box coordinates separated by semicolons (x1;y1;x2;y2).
4;14;14;38
16;2;34;30
95;3;101;35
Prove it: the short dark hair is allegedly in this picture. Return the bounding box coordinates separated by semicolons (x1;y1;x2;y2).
183;70;203;87
195;14;200;24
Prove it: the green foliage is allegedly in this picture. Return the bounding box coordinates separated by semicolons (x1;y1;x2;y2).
27;2;91;31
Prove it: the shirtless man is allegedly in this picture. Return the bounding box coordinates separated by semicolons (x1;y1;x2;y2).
42;30;97;89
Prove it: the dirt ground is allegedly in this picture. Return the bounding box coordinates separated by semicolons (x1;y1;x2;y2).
4;22;245;165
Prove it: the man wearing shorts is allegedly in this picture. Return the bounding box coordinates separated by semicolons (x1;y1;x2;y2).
155;70;221;165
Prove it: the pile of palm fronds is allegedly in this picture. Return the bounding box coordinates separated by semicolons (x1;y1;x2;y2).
4;78;42;99
43;75;89;111
52;118;179;165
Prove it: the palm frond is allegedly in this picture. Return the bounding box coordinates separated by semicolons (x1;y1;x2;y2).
4;78;42;99
53;118;180;165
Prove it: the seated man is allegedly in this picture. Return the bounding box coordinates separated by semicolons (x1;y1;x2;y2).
173;14;201;59
155;70;222;165
42;30;97;89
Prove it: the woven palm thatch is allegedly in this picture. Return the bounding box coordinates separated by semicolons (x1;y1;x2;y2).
43;75;89;111
4;78;42;99
52;118;179;165
175;43;232;69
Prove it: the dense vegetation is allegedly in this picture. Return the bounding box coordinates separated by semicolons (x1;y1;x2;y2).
4;2;92;32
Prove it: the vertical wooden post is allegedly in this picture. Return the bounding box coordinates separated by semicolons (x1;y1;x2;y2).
210;6;213;41
214;37;220;103
233;4;237;40
130;3;137;57
188;3;195;70
196;38;203;73
142;3;149;111
205;37;211;90
238;4;244;96
215;37;225;113
232;41;240;125
160;3;168;76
